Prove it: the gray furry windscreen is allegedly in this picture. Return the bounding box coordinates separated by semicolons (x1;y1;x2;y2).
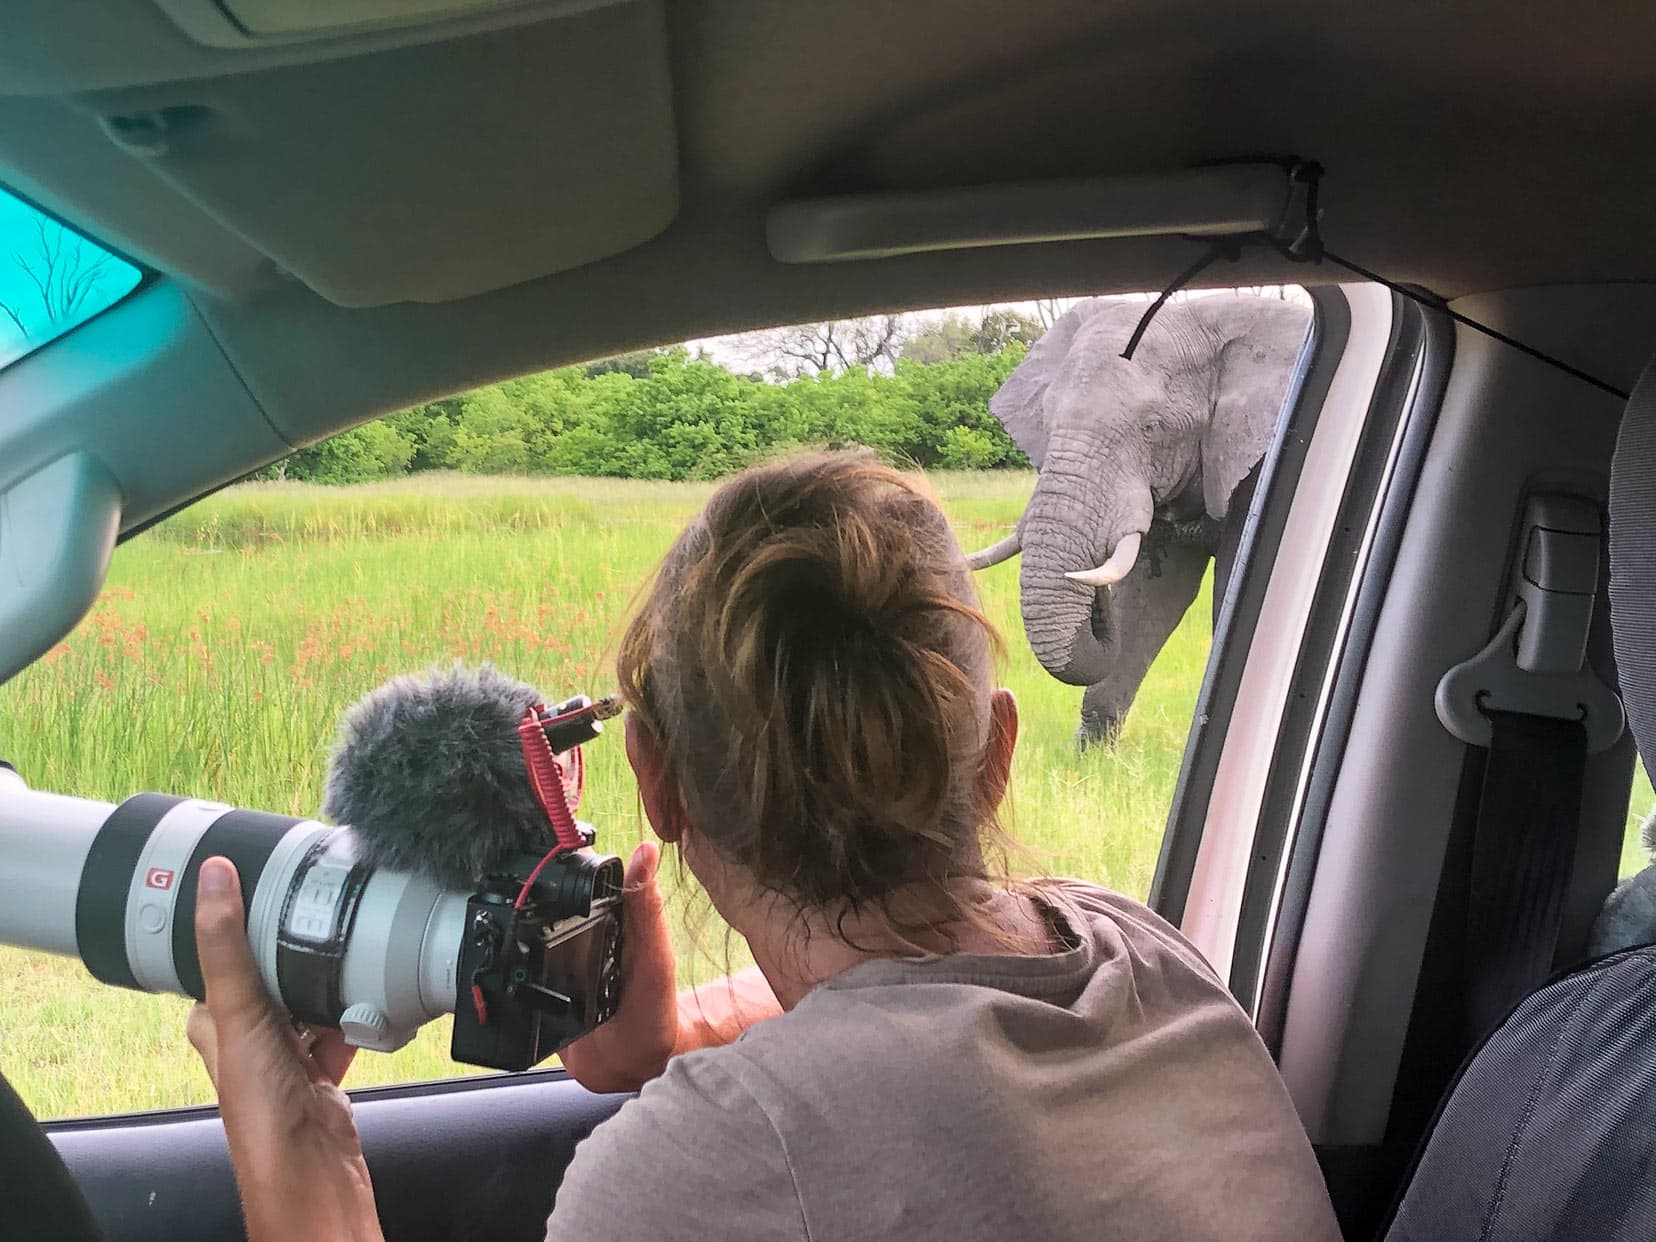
323;664;554;885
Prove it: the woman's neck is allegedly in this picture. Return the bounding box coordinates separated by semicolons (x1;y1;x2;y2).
730;881;1053;1010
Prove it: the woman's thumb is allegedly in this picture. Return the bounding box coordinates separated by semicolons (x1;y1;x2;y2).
624;840;663;916
193;857;268;1024
621;840;674;975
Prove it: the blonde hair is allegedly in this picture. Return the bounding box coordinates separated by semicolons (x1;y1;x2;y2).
617;451;1016;937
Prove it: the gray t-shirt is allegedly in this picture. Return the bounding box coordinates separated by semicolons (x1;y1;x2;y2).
545;879;1340;1241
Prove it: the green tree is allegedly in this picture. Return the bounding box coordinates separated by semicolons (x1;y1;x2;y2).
583;349;659;379
902;309;1043;363
448;388;538;474
895;349;1028;468
901;313;978;364
764;366;912;458
255;327;1037;483
385;401;462;473
971;308;1042;355
260;420;417;484
935;425;1003;469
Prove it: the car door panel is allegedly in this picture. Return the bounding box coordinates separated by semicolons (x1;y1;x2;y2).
48;1071;628;1242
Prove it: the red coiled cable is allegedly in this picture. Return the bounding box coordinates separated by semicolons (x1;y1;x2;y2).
515;704;587;909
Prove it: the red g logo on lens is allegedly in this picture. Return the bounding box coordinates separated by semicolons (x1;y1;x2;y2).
145;868;175;891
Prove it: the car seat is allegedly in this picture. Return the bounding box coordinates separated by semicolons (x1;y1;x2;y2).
0;1068;103;1239
1384;355;1656;1240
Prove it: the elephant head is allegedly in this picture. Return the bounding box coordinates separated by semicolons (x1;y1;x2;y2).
968;294;1312;687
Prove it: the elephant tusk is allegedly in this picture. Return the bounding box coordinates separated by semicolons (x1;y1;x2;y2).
1064;531;1143;588
965;530;1023;571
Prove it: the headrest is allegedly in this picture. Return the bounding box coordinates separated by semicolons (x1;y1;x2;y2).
1609;354;1656;784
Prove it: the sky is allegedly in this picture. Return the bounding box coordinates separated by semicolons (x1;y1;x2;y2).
687;289;1306;375
0;187;142;371
689;298;1090;371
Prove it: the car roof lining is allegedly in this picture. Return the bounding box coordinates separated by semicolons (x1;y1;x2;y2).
6;2;1656;309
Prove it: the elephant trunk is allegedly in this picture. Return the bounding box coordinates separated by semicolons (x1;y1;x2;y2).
1017;446;1150;687
965;529;1022;570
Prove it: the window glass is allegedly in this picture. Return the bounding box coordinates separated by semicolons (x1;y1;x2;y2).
0;291;1311;1117
0;187;143;372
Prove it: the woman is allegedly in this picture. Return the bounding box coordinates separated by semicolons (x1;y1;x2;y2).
186;451;1341;1241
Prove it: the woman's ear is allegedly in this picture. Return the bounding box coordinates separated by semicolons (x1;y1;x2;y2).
977;688;1019;816
625;712;689;844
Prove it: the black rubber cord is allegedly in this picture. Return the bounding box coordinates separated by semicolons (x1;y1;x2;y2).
1317;248;1630;401
1120;160;1631;402
1121;238;1243;361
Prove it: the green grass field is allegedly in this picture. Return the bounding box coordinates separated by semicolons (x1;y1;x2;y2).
0;471;1648;1119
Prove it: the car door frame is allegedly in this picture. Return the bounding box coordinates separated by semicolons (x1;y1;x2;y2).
1151;282;1444;999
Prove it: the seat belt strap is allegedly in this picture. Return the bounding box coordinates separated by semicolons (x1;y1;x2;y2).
1462;709;1589;1041
1438;494;1621;1041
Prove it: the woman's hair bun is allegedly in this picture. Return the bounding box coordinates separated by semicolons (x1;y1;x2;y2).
617;450;1002;915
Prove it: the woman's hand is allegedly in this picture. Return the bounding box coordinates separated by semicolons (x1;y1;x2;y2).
186;856;384;1242
559;841;680;1093
559;841;785;1094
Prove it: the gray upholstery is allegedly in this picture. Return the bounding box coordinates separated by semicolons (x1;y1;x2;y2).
1589;359;1656;956
1387;946;1656;1241
1611;355;1656;782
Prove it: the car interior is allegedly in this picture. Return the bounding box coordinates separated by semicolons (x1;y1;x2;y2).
4;2;1656;1239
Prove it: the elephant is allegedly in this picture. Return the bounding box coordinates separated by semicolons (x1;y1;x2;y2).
965;293;1313;747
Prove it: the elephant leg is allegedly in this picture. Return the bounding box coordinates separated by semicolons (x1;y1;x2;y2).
1078;534;1210;749
1210;458;1263;628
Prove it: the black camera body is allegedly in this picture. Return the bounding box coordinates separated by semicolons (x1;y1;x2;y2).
450;842;624;1071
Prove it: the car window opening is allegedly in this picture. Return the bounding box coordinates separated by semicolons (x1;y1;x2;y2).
0;186;143;374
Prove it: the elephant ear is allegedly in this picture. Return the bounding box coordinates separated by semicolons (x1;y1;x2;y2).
1200;297;1314;519
987;298;1102;470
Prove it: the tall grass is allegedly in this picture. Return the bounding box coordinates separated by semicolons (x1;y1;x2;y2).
0;472;1646;1117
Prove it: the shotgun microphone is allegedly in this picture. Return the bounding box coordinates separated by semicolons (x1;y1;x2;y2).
324;663;587;885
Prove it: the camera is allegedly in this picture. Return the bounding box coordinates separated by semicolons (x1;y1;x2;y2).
449;844;623;1070
0;692;625;1072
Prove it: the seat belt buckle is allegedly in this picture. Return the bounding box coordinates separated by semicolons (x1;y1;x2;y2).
1436;493;1626;753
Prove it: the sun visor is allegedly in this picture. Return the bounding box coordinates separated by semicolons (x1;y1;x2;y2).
87;1;677;306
